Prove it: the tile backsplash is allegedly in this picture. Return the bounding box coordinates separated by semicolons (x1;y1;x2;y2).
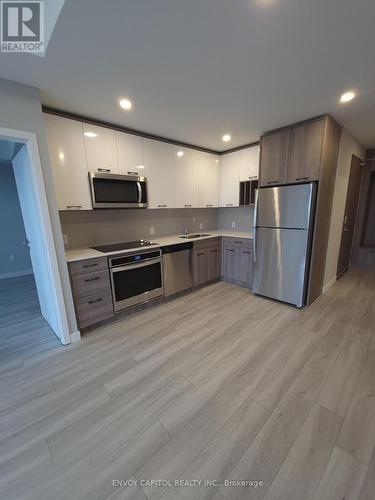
217;207;254;232
60;207;253;249
60;208;217;249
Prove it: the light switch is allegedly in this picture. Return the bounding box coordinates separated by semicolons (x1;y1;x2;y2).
150;226;155;235
232;221;236;229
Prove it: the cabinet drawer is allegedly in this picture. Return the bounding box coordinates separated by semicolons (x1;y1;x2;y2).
193;237;221;250
71;269;111;299
75;291;114;329
68;257;108;276
222;236;252;247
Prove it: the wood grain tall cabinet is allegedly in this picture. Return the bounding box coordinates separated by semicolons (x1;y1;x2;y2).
259;115;341;305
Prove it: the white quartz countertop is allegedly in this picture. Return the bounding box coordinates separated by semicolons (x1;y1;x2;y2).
65;230;253;262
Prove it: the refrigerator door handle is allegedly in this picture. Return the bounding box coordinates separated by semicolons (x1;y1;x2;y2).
253;188;258;262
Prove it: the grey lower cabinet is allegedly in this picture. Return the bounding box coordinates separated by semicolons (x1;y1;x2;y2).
239;247;253;287
223;246;240;282
192;238;221;287
222;238;253;288
68;256;114;330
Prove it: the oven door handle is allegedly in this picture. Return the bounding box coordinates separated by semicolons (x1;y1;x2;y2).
137;181;142;203
111;258;161;273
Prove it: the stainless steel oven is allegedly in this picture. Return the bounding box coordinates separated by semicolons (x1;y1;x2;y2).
89;172;148;209
109;248;163;311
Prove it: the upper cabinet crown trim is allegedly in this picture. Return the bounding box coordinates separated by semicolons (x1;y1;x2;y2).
42;106;259;155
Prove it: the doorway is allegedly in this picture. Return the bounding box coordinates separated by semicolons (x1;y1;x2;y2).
336;155;363;278
0;129;71;345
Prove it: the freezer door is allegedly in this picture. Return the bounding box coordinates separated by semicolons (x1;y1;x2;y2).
253;227;310;307
257;183;315;229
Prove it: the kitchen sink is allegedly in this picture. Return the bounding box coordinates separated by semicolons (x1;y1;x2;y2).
179;233;211;239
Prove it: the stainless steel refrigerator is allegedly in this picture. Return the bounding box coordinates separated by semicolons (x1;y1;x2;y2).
252;183;317;307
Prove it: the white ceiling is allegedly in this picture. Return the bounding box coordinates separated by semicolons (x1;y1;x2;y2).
0;0;374;151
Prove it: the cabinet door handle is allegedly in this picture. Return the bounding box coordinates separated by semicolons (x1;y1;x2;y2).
127;171;138;175
98;168;111;173
226;203;233;207
88;298;103;304
66;205;82;209
206;204;213;207
210;249;217;253
197;252;205;256
267;181;279;185
82;263;98;268
84;276;100;282
235;241;243;244
157;204;167;208
242;251;252;254
296;176;310;181
184;204;192;208
226;249;235;253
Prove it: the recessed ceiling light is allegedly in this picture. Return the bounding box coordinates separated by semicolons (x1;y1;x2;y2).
58;152;65;160
222;134;231;142
137;165;145;169
340;91;356;103
177;150;184;157
84;131;98;138
119;98;132;110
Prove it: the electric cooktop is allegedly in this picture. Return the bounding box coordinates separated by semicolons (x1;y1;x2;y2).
91;240;156;253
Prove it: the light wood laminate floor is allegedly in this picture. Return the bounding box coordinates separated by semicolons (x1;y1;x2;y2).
0;269;375;500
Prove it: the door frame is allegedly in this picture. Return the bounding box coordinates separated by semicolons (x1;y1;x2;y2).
0;126;71;345
336;154;363;278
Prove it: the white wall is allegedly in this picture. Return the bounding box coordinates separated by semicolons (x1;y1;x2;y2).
0;78;78;335
323;128;365;290
0;161;32;278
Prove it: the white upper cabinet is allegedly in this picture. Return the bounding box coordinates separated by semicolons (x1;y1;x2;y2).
198;152;219;207
116;131;145;177
219;151;241;207
143;138;176;208
44;114;92;211
83;123;119;174
174;147;199;208
240;145;260;181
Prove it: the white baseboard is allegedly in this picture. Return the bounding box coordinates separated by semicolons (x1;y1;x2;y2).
70;330;81;343
0;269;33;280
323;276;336;294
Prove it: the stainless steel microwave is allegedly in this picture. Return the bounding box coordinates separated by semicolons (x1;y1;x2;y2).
89;172;148;208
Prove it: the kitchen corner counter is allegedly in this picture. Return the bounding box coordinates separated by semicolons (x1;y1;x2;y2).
65;230;253;262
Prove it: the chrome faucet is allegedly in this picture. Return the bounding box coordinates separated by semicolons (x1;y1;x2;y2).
184;218;189;236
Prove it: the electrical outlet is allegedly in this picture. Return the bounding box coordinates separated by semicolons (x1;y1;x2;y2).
199;223;203;230
9;254;16;261
232;221;236;229
150;226;155;235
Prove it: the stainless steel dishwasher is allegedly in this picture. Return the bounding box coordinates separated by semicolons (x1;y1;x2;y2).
162;242;193;297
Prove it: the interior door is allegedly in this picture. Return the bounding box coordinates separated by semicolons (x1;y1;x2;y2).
337;155;363;278
12;146;62;336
